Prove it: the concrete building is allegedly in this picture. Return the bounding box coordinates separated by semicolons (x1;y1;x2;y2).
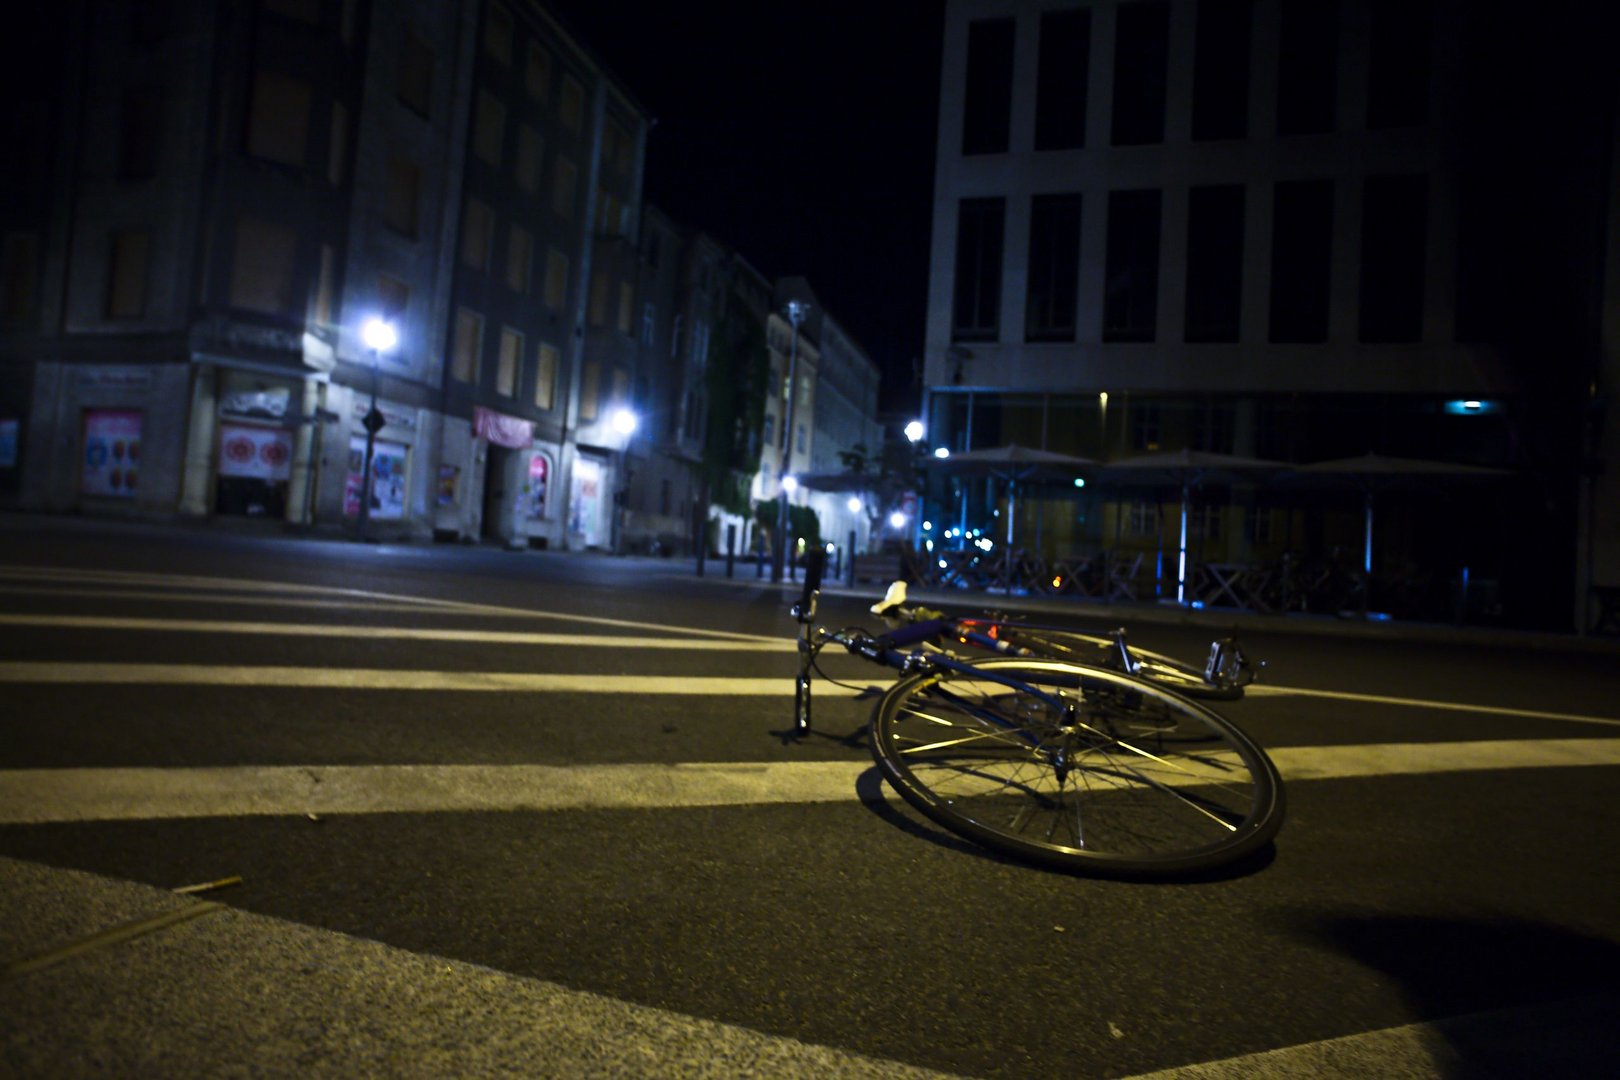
0;0;649;552
924;0;1619;629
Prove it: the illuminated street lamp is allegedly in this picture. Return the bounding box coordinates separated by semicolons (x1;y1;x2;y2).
904;419;925;443
610;407;639;438
356;317;396;542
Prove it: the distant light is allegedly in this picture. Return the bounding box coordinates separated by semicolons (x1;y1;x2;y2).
1051;576;1063;589
904;420;925;443
609;408;639;437
847;496;863;513
933;447;950;459
888;511;906;529
1444;399;1500;416
937;559;948;569
1073;477;1086;488
361;317;397;353
825;542;836;554
921;520;933;531
781;475;798;494
924;538;934;551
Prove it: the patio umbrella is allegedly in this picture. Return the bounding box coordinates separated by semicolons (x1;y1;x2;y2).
1288;453;1513;576
932;444;1094;548
1097;449;1288;604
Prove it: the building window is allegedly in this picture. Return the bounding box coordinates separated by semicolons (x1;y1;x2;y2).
484;2;513;65
962;18;1014;155
474;91;505;165
1126;498;1157;536
951;197;1004;342
1276;0;1338;135
1112;2;1169;146
525;42;552;100
588;270;610;327
1268;179;1334;342
1034;9;1089;151
1192;0;1251;141
1191;403;1235;454
117;88;163;181
1103;189;1161;343
1184;185;1245;343
314;244;335;327
1131;404;1162;451
579;359;601;421
506;225;532;294
1366;0;1433;129
641;302;655;347
535;343;558;409
1358;174;1427;343
559;75;585;133
382;156;420;238
496;327;521;396
451;308;482;382
616;282;633;336
516;125;543;191
461;199;494;270
247;69;311;165
397;30;433;117
327;101;348;187
604;119;633;178
376;274;409;324
544;248;569;309
105;229;150;319
229;218;297;316
1025;194;1081;342
552;157;577;218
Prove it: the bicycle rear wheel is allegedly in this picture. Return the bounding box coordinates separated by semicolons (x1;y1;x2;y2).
1002;628;1244;701
869;658;1284;878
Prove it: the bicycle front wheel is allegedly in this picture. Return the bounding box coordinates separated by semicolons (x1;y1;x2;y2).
870;659;1284;878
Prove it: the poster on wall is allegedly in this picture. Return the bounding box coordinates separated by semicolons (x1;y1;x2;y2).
526;453;549;520
344;435;408;520
437;464;460;507
217;424;293;481
569;455;605;547
81;409;143;498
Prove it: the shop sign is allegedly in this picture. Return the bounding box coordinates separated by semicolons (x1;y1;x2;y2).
75;368;153;393
345;435;407;520
81;409;142;498
473;405;533;449
526;452;550;520
0;419;17;468
220;388;290;420
218;424;293;481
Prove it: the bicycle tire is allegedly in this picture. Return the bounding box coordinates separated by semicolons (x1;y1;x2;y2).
1000;628;1244;701
869;658;1284;878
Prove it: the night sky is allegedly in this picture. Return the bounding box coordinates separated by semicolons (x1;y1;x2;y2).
545;0;946;412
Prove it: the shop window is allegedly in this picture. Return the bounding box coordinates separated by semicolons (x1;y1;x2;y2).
105;229;150;319
346;436;408;520
230;218;298;316
1035;9;1089;151
247;69;311;166
534;343;558;410
216;422;293;517
452;308;482;382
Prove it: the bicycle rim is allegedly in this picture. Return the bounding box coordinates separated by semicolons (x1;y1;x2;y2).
870;659;1284;878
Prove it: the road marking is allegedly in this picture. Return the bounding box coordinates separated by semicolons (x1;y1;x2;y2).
1251;684;1620;728
0;663;851;695
0;565;780;643
0;615;795;651
1;739;1616;825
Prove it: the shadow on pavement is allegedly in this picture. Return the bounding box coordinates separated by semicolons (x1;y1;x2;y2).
1296;911;1620;1077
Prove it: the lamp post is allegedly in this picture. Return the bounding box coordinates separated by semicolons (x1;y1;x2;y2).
772;299;809;582
609;406;638;554
356;317;396;542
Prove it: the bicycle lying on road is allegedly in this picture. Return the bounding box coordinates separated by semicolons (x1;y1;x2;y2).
790;551;1285;878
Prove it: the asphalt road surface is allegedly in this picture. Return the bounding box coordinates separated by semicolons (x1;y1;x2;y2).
2;515;1618;1078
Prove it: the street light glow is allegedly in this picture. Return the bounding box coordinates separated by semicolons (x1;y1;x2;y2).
361;317;397;353
847;496;863;513
781;475;798;494
933;447;950;459
610;407;639;436
889;511;906;529
904;420;925;443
